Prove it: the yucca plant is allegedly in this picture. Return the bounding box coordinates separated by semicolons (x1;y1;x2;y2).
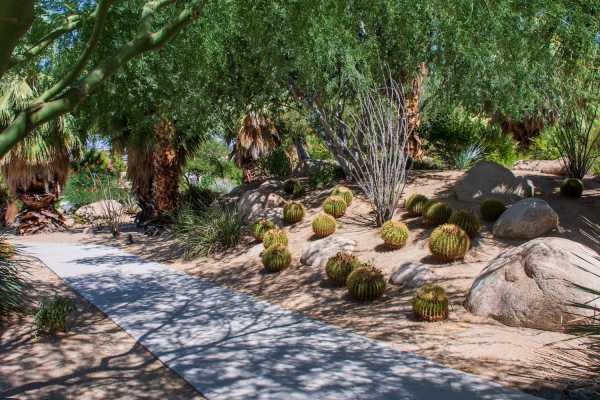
331;186;353;206
347;264;386;301
312;213;337;238
34;295;75;335
323;195;347;218
263;228;288;249
413;284;449;322
325;252;362;286
380;220;409;249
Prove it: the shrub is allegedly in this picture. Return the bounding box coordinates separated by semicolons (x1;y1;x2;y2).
413;284;449;322
480;199;506;221
429;224;470;262
283;202;305;224
309;163;345;189
34;296;75;335
250;218;276;241
380;220;409;249
405;194;429;216
0;252;29;318
181;185;219;211
261;147;293;178
561;178;584;198
423;202;452;226
261;245;292;273
263;228;288;249
323;195;347;218
172;204;244;259
283;178;304;196
347;264;386;301
312;213;336;238
331;186;353;206
448;209;480;236
325;252;362;286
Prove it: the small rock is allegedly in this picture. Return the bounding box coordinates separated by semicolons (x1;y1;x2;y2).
75;200;124;222
300;236;356;268
389;262;434;289
493;198;558;239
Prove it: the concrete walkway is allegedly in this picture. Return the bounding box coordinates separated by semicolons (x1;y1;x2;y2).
22;242;539;400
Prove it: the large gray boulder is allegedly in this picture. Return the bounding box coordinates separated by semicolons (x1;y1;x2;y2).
75;200;123;221
300;236;356;268
237;180;285;223
454;161;533;203
466;237;600;331
493;198;558;239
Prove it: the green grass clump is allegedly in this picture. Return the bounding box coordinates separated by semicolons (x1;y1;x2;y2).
429;224;470;262
413;284;449;322
331;186;353;206
480;199;506;221
312;213;337;238
380;220;409;249
560;178;584;198
346;264;386;301
34;296;75;335
323;195;347;218
405;194;429;216
261;245;292;273
283;178;304;196
250;218;276;241
325;252;362;286
0;250;29;319
423;202;453;226
263;228;288;249
448;209;480;236
283;202;305;224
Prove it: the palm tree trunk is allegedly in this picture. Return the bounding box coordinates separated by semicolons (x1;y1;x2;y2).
152;118;181;217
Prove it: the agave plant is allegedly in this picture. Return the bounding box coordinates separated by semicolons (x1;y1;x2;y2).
448;144;485;170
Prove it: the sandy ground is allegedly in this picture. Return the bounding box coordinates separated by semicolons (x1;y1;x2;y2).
8;169;600;399
0;253;205;399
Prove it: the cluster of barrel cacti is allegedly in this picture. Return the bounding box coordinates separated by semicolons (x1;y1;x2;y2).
480;198;506;221
325;252;362;286
428;224;470;261
380;220;409;249
560;178;584;198
312;213;336;237
332;186;353;206
412;284;449;322
283;202;305;224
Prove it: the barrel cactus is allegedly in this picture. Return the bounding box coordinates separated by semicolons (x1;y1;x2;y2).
413;284;449;322
347;264;386;301
332;186;353;206
323;195;347;218
0;241;16;259
405;194;428;216
380;220;409;249
312;213;336;238
423;202;452;226
422;199;438;215
560;178;584;198
480;199;506;221
250;218;276;242
448;209;480;237
283;178;304;196
263;228;288;249
429;224;470;261
325;252;362;286
261;245;292;272
283;202;305;224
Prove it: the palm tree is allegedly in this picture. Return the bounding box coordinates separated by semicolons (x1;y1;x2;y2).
0;76;79;234
231;112;280;183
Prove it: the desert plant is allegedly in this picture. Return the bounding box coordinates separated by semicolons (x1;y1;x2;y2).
448;144;485;170
423;202;453;226
448;209;481;236
561;178;584;198
331;186;353;206
250;218;276;241
413;284;449;322
0;249;29;318
261;244;292;272
336;76;412;226
323;195;347;218
263;228;288;249
346;264;386;301
172;204;244;259
34;295;75;335
283;178;304;196
0;240;16;259
283;202;305;224
325;252;362;286
429;224;470;261
480;199;506;221
422;199;438;215
94;174;125;237
405;194;428;217
380;220;409;249
312;213;336;238
308;162;345;189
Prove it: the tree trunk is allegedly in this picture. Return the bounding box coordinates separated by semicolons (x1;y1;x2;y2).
127;144;155;222
405;62;428;160
151;118;181;217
